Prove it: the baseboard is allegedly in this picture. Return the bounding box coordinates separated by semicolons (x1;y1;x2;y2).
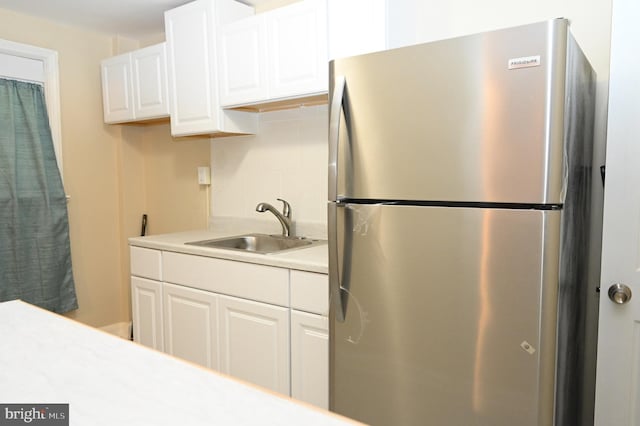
100;321;132;340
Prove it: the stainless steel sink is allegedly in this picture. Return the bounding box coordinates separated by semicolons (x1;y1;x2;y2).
185;233;325;254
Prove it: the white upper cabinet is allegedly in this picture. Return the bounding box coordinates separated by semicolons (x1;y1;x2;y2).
101;53;134;123
267;0;327;100
327;0;422;60
218;0;328;108
131;43;170;120
218;14;268;106
164;0;257;136
101;43;169;123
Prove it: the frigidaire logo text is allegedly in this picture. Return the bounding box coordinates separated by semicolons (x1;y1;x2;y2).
0;404;68;425
508;55;541;69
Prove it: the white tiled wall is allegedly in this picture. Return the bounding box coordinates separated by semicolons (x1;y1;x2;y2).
210;105;328;237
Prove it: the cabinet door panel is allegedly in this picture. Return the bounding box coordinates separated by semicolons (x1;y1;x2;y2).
291;310;328;408
132;43;169;119
219;295;290;394
267;0;327;99
165;0;219;135
131;277;163;351
218;15;268;106
101;53;134;123
164;283;219;370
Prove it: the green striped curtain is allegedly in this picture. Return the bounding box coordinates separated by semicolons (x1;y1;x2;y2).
0;78;77;313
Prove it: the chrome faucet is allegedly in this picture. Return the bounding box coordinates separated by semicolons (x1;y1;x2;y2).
256;198;292;237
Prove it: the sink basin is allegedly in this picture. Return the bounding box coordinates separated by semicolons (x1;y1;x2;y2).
186;233;325;254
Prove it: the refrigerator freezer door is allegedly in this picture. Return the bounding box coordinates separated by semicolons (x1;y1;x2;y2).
329;204;560;426
329;19;570;205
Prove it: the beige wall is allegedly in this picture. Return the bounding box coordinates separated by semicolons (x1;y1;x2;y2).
140;124;210;236
0;8;210;327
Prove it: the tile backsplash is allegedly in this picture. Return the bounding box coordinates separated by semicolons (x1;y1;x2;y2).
210;105;328;239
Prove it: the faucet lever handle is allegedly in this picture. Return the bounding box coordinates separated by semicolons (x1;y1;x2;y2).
277;198;291;218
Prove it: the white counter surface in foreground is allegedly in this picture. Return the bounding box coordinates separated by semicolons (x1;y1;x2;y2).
0;300;357;425
129;229;328;274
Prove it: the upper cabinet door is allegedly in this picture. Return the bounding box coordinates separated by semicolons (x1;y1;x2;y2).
131;43;170;120
164;0;256;136
101;43;169;124
218;14;268;107
101;53;134;123
165;0;220;135
267;0;327;100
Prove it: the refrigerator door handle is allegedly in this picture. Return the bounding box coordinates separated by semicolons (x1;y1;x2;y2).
329;202;348;322
328;75;346;202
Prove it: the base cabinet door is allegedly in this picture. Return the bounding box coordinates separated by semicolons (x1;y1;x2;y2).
163;283;219;370
131;276;164;351
291;310;328;408
218;295;290;395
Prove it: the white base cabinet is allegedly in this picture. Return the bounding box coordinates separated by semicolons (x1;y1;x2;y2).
131;277;164;351
219;295;290;395
163;283;219;370
130;246;328;406
291;310;328;409
130;247;164;351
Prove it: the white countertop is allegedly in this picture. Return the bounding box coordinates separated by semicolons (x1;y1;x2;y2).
129;229;328;274
0;300;357;426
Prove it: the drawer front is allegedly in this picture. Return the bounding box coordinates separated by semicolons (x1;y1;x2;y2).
290;270;328;315
130;246;162;280
162;251;289;306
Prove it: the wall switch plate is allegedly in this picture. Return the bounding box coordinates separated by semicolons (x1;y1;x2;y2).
197;166;211;185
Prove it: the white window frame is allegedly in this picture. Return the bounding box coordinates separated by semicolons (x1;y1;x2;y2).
0;39;63;176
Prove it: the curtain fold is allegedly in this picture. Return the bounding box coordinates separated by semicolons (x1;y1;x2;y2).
0;78;78;313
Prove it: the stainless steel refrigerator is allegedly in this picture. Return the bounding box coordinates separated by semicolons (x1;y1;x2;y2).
328;19;599;426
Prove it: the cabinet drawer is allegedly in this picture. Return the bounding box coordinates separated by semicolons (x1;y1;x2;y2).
162;252;289;306
130;247;162;280
290;270;328;315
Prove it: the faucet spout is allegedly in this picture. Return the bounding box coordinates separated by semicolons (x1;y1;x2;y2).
256;198;292;237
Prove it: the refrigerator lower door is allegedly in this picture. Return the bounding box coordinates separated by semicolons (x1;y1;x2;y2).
329;204;560;426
